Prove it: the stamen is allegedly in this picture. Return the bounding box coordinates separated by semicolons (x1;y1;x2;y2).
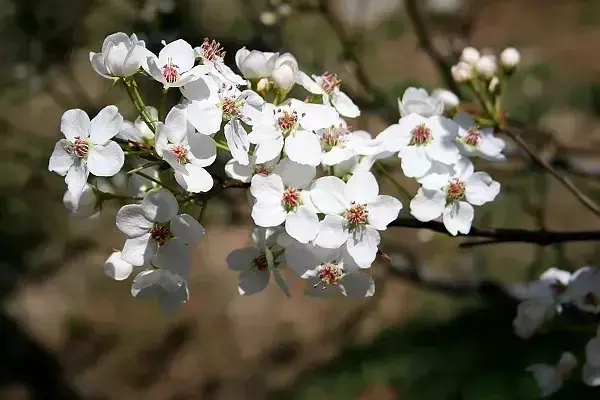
320;72;342;94
446;178;466;202
346;202;369;228
201;37;226;62
72;137;89;158
464;127;481;146
150;224;170;246
170;145;189;164
161;60;180;84
316;263;343;285
251;254;269;271
282;187;301;211
409;123;432;146
277;110;298;134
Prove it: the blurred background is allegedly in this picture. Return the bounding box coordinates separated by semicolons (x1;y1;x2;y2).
2;0;600;398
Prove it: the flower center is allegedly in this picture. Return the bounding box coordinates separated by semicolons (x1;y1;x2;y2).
253;164;273;176
464;127;481;146
409;123;432;146
320;72;342;94
277;110;298;135
282;187;301;212
251;254;269;271
317;263;344;285
161;60;180;84
72;136;89;158
321;125;349;150
150;224;170;246
446;178;466;202
584;292;599;307
170;144;189;164
201;37;226;62
550;282;567;295
220;96;244;120
346;202;369;228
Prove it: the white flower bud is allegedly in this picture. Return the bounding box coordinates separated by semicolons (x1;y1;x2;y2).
431;88;460;111
476;55;497;79
271;53;298;90
451;61;473;82
460;46;480;64
500;47;521;70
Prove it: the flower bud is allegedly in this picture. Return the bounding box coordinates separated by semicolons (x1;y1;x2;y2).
431;88;460;111
451;61;474;82
235;48;279;79
500;47;521;70
271;53;298;90
460;46;480;64
476;55;497;79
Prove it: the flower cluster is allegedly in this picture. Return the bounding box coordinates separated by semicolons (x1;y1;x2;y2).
48;33;505;313
514;266;600;396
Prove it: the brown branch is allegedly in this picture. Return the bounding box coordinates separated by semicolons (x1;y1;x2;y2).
390;217;600;247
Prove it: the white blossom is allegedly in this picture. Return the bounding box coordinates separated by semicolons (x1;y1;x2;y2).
410;158;500;236
225;153;279;183
271;53;299;91
155;105;216;193
130;267;190;314
89;32;149;79
144;39;209;88
310;172;402;268
451;61;474;82
527;352;577;397
235;48;279;79
116;188;205;268
285;242;375;298
500;47;521;70
561;266;600;313
454;112;506;161
49;106;125;198
476;54;498;79
460;46;480;64
297;71;360;118
194;37;246;86
397;87;443;118
248;99;339;166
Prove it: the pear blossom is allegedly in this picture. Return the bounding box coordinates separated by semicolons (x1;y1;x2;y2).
513;268;571;339
527;352;577;397
116;106;158;143
454;112;506;161
145;39;208;88
130;265;190;314
193;37;246;85
397;87;443;118
49;106;125;198
476;54;498;79
310;172;402;268
250;159;319;243
116;188;205;270
410;158;500;235
285;242;374;298
451;61;474;82
460;46;480;64
560;266;600;313
103;251;134;281
248;99;339;166
187;84;264;165
297;71;360;118
376;113;461;178
155;106;216;193
224;154;279;183
500;47;521;70
235;48;279;79
226;227;290;296
317;124;360;166
271;53;299;91
89;32;149;79
63;184;100;218
583;326;600;386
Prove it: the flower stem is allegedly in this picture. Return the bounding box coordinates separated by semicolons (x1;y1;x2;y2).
198;200;208;223
127;161;160;175
215;141;230;152
374;162;411;202
159;87;168;121
122;77;156;133
134;171;179;194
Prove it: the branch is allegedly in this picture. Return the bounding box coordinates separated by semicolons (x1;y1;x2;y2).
390;217;600;247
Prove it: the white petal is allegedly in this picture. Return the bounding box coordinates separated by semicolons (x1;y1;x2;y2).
164;105;189;143
122;233;157;266
314;215;348;249
116;204;153;237
90;105;123;145
417;161;453;190
346;225;380;268
427;138;461;165
224;158;253;182
103;251;133;281
155;238;191;278
174;165;213;193
310;176;349;215
443;201;474;236
159;39;194;72
272;269;291;297
410;188;445;222
297;71;323;95
285;130;322;166
141;188;178;223
224;119;250;165
86;141;124;177
345;171;378;204
339;273;375;297
400;145;431;178
187;100;222;135
157;282;189;314
171;213;205;245
274;158;315;189
65;159;89;197
217;63;247;86
227;247;260;271
253;136;284;164
188;133;217;167
305;278;335;298
285;205;319;243
181;74;219;102
250;173;284;200
285;243;320;277
251;199;286;227
465;172;500;206
298;103;339;131
238;269;270;295
131;270;162;298
367;195;402;230
90;52;112;79
61;109;90;141
48;139;75;176
331;91;360;118
64;184;98;218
